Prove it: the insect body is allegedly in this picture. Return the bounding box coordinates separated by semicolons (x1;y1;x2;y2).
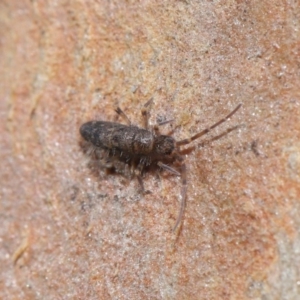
80;122;176;163
80;101;241;231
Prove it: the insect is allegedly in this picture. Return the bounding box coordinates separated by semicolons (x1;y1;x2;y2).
80;100;241;231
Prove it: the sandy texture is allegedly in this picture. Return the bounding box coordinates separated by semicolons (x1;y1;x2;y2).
1;0;300;299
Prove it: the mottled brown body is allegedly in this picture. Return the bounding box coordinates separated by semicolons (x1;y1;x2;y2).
80;101;242;232
80;121;175;166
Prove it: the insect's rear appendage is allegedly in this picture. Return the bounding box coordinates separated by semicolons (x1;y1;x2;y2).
80;102;242;232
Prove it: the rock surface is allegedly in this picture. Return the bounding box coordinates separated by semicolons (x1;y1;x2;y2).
1;1;300;299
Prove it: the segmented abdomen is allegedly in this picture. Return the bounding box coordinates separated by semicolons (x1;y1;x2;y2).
80;121;154;155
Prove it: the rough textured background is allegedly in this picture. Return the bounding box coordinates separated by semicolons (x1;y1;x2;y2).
1;0;300;299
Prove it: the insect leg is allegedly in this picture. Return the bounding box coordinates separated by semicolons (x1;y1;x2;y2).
135;164;151;194
141;98;153;129
137;174;145;192
177;103;241;146
157;119;174;126
115;107;131;125
157;159;186;230
153;119;175;135
157;161;180;176
172;155;187;232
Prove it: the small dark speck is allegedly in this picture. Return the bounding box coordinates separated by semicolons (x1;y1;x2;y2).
251;140;260;156
70;185;79;202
